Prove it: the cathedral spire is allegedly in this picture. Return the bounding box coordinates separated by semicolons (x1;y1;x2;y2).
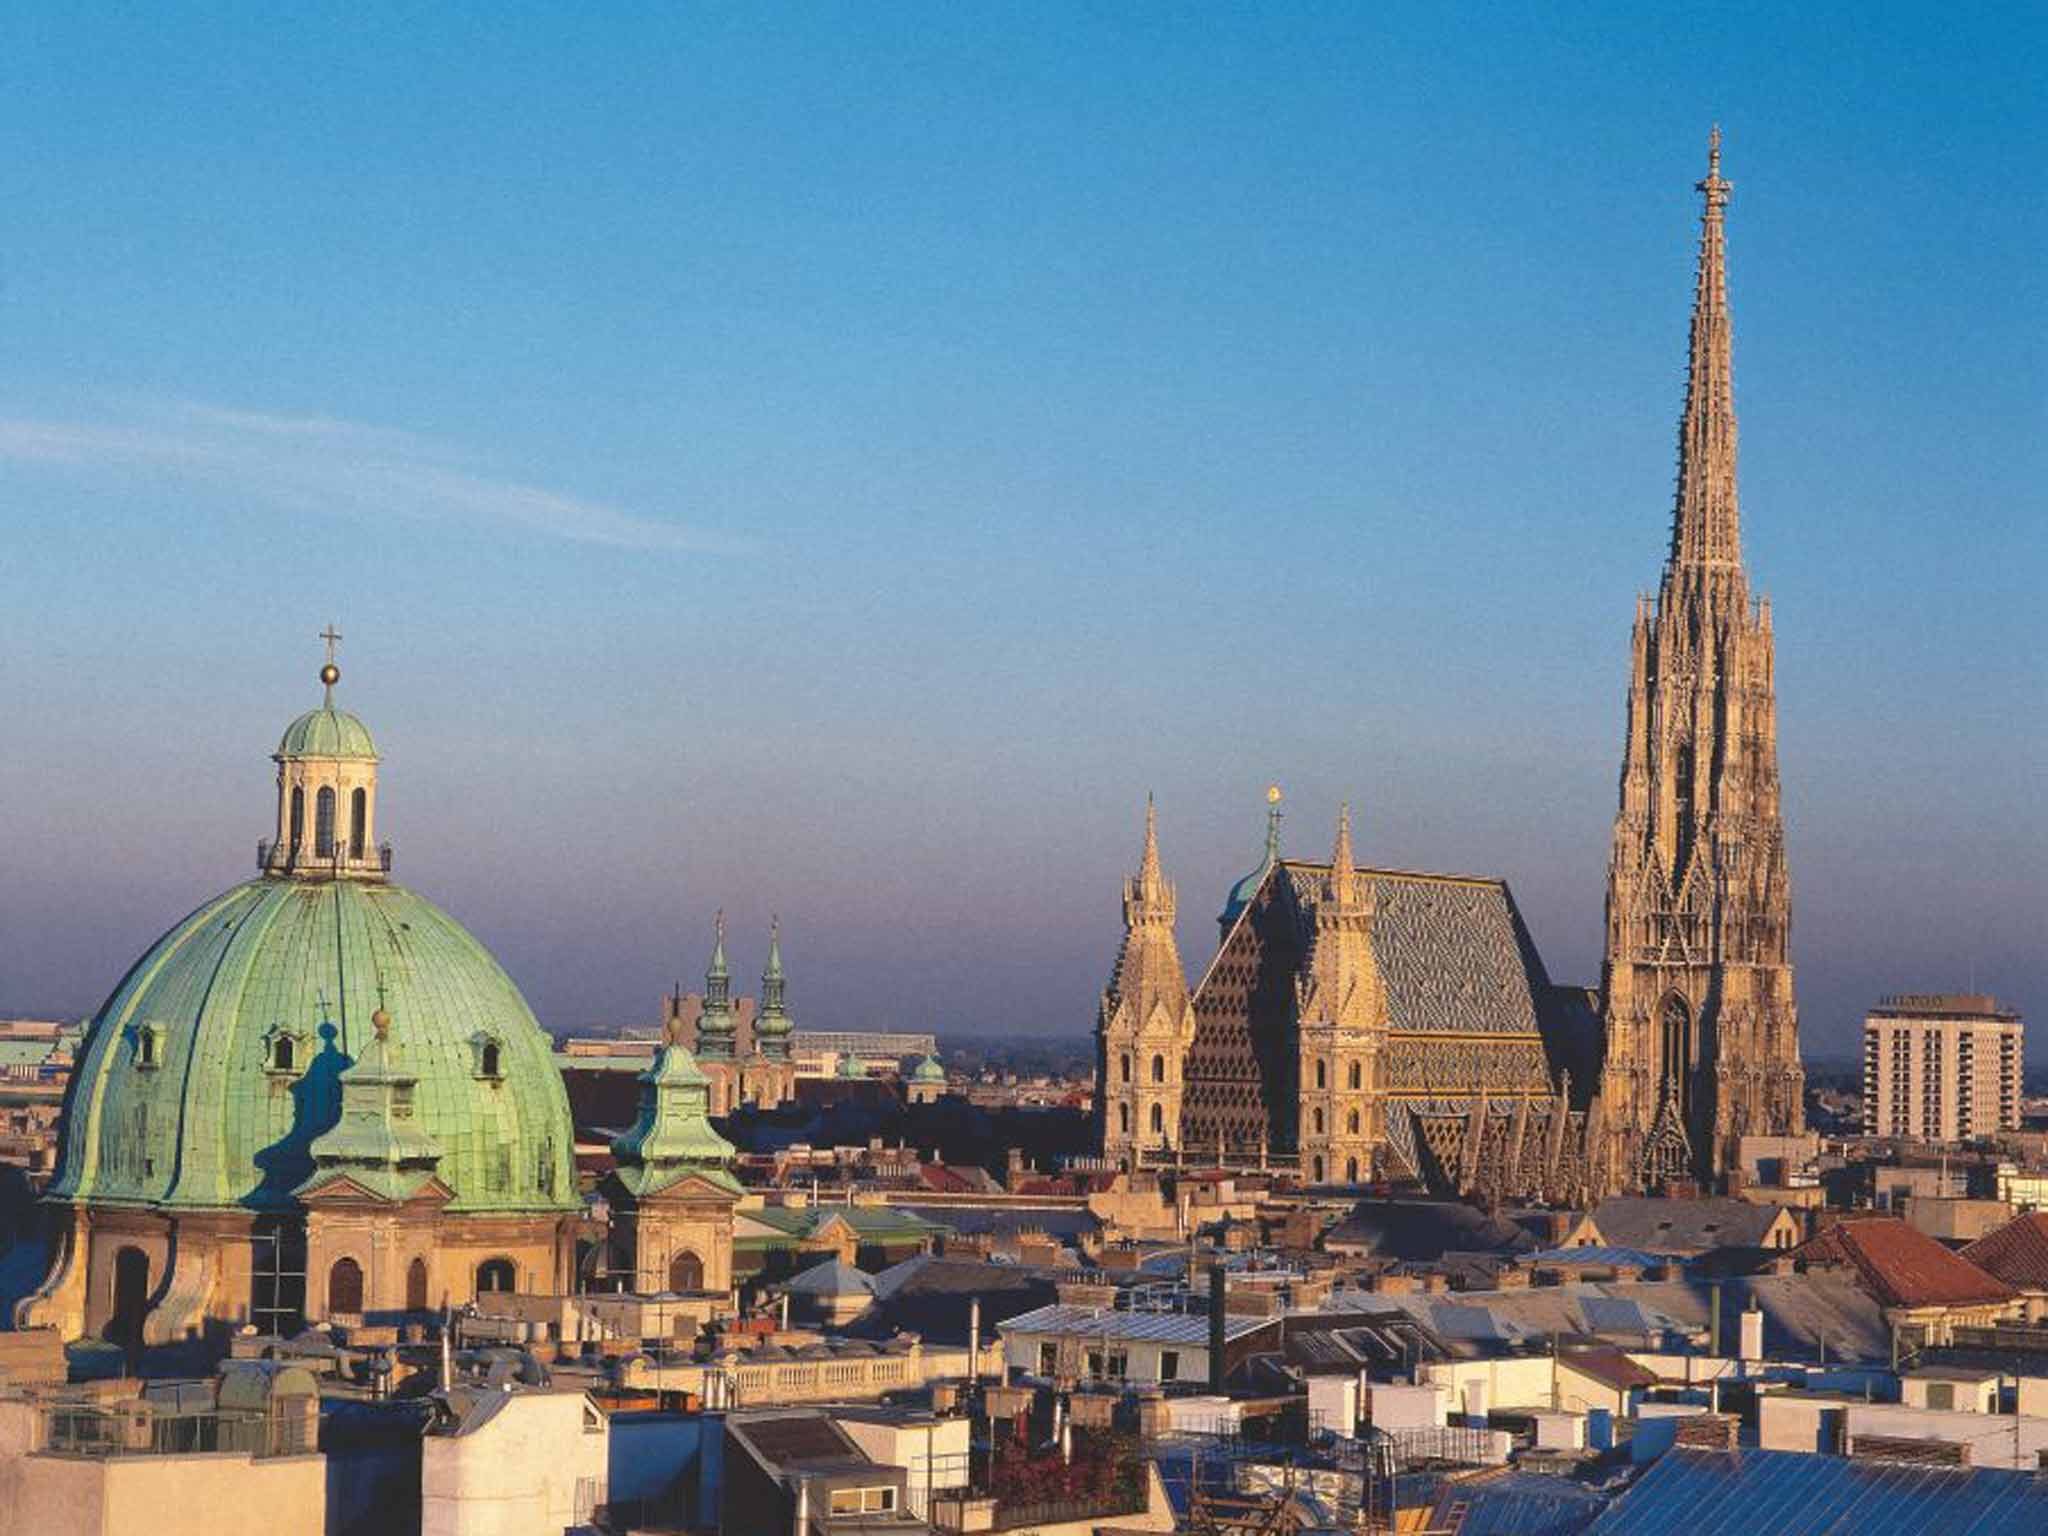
1668;125;1742;577
1326;801;1363;912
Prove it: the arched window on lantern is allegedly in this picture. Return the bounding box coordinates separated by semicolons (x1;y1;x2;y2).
315;786;336;858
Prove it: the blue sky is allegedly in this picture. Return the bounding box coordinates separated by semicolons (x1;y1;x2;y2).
0;5;2041;1058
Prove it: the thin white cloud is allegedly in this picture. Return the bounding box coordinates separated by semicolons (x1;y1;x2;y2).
0;400;738;553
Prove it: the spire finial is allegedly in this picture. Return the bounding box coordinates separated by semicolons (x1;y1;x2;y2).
1140;793;1163;881
1265;784;1284;860
318;623;343;705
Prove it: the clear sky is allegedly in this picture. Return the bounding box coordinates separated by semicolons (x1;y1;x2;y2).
0;5;2041;1060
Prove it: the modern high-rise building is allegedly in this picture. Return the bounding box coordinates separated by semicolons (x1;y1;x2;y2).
1597;128;1805;1187
1862;994;2023;1142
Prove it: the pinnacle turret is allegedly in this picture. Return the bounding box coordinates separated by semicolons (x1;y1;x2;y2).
757;916;793;1060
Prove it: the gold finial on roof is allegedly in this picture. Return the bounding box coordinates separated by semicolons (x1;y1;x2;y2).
1266;784;1282;805
371;1008;392;1041
318;623;343;701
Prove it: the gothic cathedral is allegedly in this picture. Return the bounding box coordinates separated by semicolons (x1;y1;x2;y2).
1094;134;1805;1201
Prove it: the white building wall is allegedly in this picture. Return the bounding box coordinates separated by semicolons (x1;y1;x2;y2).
422;1392;609;1536
1844;1403;2048;1469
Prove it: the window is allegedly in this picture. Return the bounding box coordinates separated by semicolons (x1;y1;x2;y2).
1312;1107;1324;1135
290;786;305;850
1347;1109;1360;1135
830;1488;897;1516
406;1257;429;1311
1120;1053;1130;1084
669;1251;704;1292
1348;1061;1361;1090
1152;1054;1166;1084
1926;1383;1955;1411
1149;1103;1164;1135
1311;1156;1325;1182
1159;1350;1180;1382
1346;1157;1359;1183
1315;1059;1327;1090
473;1032;505;1079
328;1256;364;1316
1039;1342;1059;1375
135;1026;159;1070
273;1036;294;1072
476;1257;516;1294
1119;1103;1131;1134
315;786;336;858
350;788;367;859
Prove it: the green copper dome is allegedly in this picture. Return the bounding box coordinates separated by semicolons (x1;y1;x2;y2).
51;877;576;1215
277;706;378;761
1220;793;1285;930
910;1054;946;1084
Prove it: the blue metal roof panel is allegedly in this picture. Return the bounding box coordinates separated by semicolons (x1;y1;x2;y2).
1585;1449;2048;1535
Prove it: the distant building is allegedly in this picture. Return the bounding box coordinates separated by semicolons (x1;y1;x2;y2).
790;1030;940;1061
1862;994;2022;1141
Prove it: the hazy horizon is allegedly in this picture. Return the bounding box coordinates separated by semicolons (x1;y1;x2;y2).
1;8;2041;1060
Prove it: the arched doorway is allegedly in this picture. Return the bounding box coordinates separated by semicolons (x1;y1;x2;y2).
112;1246;150;1355
328;1257;364;1316
476;1257;516;1295
406;1257;429;1311
669;1251;704;1293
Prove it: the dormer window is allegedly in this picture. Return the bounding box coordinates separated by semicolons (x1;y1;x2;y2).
470;1031;505;1081
261;1023;308;1076
134;1024;163;1070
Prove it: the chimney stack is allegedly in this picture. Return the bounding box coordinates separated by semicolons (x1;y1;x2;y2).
1208;1264;1227;1392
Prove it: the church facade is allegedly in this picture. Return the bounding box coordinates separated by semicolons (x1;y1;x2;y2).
1096;135;1803;1201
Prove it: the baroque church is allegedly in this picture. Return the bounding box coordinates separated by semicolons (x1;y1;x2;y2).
1096;134;1804;1200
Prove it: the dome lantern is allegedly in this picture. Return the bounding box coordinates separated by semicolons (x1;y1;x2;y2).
263;625;388;880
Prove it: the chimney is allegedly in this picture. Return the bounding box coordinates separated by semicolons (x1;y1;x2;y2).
1740;1304;1764;1363
1208;1264;1227;1392
1422;1273;1449;1295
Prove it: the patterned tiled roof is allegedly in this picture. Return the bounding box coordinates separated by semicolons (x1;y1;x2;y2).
1960;1212;2048;1290
1792;1217;2014;1309
1279;863;1552;1040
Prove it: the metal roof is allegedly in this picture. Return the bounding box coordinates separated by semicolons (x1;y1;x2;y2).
1585;1448;2048;1535
996;1303;1272;1346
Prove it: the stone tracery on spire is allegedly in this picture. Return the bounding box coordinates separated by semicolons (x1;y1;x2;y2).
1668;125;1742;577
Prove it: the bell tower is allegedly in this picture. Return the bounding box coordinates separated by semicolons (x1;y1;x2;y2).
1096;798;1198;1164
1597;131;1804;1190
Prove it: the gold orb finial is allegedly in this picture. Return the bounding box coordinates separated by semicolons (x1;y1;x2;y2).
1266;784;1283;805
370;1007;392;1040
320;662;341;687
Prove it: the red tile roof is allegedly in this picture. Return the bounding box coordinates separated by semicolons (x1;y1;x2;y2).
1560;1347;1661;1392
1961;1212;2048;1290
1791;1217;2014;1309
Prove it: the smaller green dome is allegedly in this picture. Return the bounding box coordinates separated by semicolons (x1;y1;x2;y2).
278;706;378;761
837;1052;866;1079
911;1054;945;1084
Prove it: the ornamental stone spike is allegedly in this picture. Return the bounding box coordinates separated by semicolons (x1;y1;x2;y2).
1669;123;1742;576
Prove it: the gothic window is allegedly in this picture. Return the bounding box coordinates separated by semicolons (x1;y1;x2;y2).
475;1257;516;1294
669;1251;704;1292
1346;1157;1359;1183
315;786;336;858
1312;1156;1325;1183
1348;1061;1361;1091
1315;1060;1327;1090
1660;994;1693;1117
1347;1109;1360;1135
350;788;367;859
1313;1107;1324;1135
1150;1103;1164;1136
1119;1103;1131;1135
1120;1053;1130;1084
1152;1054;1166;1084
290;786;305;851
328;1257;364;1316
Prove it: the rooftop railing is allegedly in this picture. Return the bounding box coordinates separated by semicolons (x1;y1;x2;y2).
41;1404;314;1460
